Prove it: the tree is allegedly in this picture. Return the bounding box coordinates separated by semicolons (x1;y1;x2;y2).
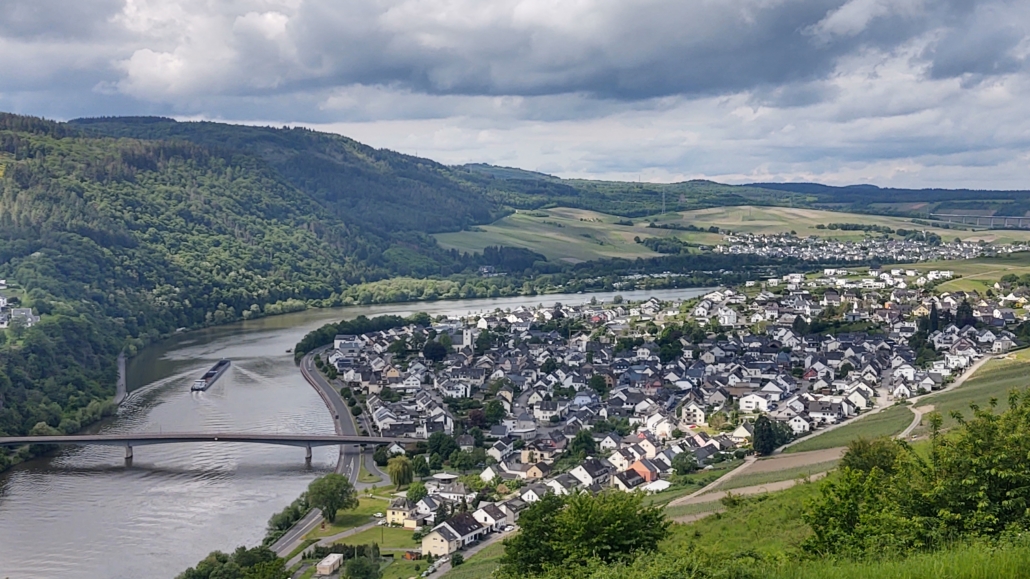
671;452;698;475
540;357;559;374
568;430;596;458
344;556;381;579
956;299;974;327
588;374;609;397
498;493;564;577
474;330;495;355
840;437;903;476
306;473;358;523
373;445;389;467
839;362;854;378
428;432;458;458
429;453;443;470
449;449;475;472
752;415;777;456
498;491;669;577
438;333;453;350
387;455;414;489
422;340;447;362
484;399;506;425
450;553;464;567
406;481;428;502
411;454;431;478
929;302;940;332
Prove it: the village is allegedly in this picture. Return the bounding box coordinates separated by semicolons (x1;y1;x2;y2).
715;232;1029;263
314;266;1024;563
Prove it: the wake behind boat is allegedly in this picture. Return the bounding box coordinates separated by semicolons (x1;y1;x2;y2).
191;359;230;391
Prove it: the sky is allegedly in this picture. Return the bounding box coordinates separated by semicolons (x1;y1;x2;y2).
1;0;1029;188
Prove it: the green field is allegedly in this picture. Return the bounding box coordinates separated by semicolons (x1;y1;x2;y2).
435;205;1030;263
339;526;420;550
439;541;505;579
381;557;423;579
714;459;840;491
674;481;821;556
305;496;389;539
909;253;1030;293
912;348;1030;435
785;405;914;454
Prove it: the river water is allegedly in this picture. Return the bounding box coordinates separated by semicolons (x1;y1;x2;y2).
0;287;711;579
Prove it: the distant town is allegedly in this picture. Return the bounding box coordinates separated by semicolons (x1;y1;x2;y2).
312;263;1022;560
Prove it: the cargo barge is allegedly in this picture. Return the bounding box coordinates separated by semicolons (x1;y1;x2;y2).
191;359;231;391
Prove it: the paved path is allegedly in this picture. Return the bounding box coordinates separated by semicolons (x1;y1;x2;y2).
285;520;380;567
669;472;831;524
272;348;367;558
895;354;993;439
667;456;757;508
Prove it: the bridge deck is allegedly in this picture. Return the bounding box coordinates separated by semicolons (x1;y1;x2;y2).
0;433;420;448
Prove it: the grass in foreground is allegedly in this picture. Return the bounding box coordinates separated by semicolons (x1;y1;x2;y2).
440;541;506;579
665;500;726;519
786;405;913;454
713;459;840;491
769;541;1030;579
913;348;1030;435
668;480;822;556
304;496;388;539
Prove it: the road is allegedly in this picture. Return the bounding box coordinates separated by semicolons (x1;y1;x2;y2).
271;348;368;558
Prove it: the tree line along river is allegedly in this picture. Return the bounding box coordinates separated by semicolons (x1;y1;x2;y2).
0;287;711;579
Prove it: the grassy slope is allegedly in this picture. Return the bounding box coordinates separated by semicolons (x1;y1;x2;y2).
771;544;1030;579
785;405;914;454
437;205;1030;263
715;459;841;491
909;253;1030;292
912;348;1030;435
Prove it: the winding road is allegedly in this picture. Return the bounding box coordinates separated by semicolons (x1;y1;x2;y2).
270;348;373;558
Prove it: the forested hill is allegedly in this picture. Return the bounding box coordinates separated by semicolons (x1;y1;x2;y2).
69;117;506;235
70;117;789;218
0;112;515;457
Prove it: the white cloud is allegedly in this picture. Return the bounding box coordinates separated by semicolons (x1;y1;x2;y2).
0;0;1028;188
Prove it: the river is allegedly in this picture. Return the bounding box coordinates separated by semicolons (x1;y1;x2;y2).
0;287;712;579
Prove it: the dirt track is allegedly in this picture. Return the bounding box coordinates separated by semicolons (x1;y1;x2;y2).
744;447;845;474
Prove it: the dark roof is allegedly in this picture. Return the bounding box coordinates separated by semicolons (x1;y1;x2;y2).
445;512;484;537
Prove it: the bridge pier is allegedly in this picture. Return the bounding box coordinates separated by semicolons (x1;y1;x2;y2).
305;443;312;463
125;444;133;461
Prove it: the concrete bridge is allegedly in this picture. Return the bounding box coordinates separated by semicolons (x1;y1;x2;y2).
0;433;420;461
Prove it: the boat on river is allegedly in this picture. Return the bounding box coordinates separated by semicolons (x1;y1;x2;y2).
191;359;231;391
